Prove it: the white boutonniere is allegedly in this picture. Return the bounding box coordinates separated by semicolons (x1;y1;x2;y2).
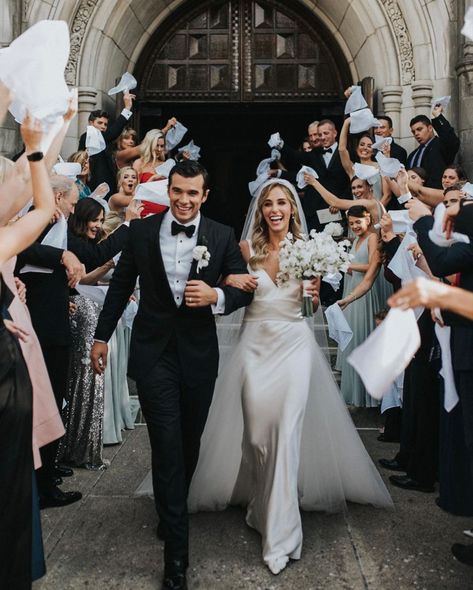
193;245;211;273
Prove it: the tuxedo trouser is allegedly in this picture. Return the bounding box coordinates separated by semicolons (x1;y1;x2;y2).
36;344;70;495
136;337;215;563
454;370;473;490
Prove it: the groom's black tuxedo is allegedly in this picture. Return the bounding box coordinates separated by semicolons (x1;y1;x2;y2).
94;211;252;566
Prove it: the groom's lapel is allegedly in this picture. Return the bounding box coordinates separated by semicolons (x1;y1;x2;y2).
188;215;210;282
148;214;176;307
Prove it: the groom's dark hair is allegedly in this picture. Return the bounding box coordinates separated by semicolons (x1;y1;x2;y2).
169;160;209;192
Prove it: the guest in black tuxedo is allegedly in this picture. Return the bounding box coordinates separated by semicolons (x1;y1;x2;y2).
78;91;134;194
280;119;352;233
91;161;254;590
16;176;132;509
407;105;460;189
374;115;407;165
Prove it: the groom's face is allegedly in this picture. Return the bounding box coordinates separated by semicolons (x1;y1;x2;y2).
169;173;209;223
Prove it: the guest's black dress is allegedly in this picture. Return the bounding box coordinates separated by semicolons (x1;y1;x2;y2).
0;277;33;589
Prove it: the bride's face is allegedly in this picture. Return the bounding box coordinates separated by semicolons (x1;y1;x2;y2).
261;187;293;234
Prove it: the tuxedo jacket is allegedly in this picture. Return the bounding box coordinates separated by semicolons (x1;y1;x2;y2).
94;213;254;384
281;144;351;230
414;215;473;371
15;225;128;347
78;114;129;194
407;115;460;189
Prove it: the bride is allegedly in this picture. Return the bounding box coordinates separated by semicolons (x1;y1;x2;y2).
184;178;393;574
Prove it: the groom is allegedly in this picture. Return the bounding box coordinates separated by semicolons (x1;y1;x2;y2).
91;160;253;590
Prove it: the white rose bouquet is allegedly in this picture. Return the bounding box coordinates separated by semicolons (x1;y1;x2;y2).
277;224;352;317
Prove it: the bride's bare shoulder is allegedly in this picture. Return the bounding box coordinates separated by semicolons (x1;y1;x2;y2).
239;240;251;263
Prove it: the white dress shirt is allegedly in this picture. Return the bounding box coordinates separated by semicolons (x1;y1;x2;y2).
159;210;225;313
322;141;338;167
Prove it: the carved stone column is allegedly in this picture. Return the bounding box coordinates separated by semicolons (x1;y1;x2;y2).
78;86;98;135
411;80;434;116
381;85;403;136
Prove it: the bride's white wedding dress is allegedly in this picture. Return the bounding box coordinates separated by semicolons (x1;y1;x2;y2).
185;261;393;574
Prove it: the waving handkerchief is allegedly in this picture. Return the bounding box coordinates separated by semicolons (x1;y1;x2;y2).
249;173;269;197
322;272;343;292
353;163;380;185
348;308;420;399
344;85;368;114
371;136;393;151
108;72;137;96
462;6;473;41
387;232;427;288
86;125;106;156
350;108;380;134
387;210;412;234
268;132;283;149
53;162;81;179
324;303;353;351
178;140;200;160
135;179;170;206
462;182;473;198
0;20;70;125
428;202;470;247
296;166;318;189
256;157;273;177
375;152;402;177
434;322;459;412
166;121;188;151
20;214;68;274
431;95;451;110
155;158;176;178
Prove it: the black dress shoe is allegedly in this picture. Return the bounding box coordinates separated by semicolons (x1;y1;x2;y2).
377;434;400;443
378;458;407;472
389;475;434;493
162;559;187;590
54;464;74;478
452;543;473;566
40;486;82;509
54;476;63;486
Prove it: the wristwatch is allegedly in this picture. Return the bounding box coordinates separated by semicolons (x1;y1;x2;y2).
26;151;44;161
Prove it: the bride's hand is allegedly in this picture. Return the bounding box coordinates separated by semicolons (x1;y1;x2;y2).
221;274;258;292
301;278;320;308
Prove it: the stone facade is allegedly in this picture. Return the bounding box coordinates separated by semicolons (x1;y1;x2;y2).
1;0;471;176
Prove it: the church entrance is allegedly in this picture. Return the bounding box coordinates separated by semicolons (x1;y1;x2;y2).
134;0;351;233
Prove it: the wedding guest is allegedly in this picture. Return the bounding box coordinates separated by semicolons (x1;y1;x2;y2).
104;167;138;234
78;91;135;193
407;104;460;189
307;120;320;148
114;128;140;169
408;165;468;207
301;137;312;152
68;150;92;199
374;115;408;164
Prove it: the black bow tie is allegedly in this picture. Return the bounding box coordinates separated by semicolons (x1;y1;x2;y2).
323;148;333;154
171;221;195;238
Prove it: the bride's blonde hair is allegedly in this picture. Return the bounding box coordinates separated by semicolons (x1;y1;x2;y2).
250;182;303;268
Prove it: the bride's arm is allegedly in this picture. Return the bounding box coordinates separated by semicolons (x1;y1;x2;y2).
220;240;258;292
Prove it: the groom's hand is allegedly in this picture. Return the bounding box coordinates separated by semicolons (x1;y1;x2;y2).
185;280;218;307
91;341;108;374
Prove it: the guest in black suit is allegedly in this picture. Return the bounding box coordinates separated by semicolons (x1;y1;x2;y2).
407;105;460;189
280;119;352;233
91;161;253;590
16;177;132;509
78;91;134;194
374;115;408;165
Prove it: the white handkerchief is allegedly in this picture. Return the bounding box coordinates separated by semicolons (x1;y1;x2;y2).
344;85;368;114
431;95;451;110
348;308;421;399
375;152;402;177
20;214;68;274
428;202;470;247
388;210;413;234
462;6;473;41
462;182;473;198
317;208;342;224
166;121;188;151
296;165;318;189
90;195;110;213
325;303;353;351
108;72;137;96
268;132;283;149
256;157;273;177
371;136;393;151
53;162;81;178
353;163;380;185
86;126;106;156
248;173;269;197
322;272;343;292
135;180;170;206
350;108;380;134
75;284;108;305
271;148;281;161
434;322;459;412
155;158;176;178
178;140;200;160
387;232;427;286
0;20;70;125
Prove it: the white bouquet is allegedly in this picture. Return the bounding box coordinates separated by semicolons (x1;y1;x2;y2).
277;224;352;316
